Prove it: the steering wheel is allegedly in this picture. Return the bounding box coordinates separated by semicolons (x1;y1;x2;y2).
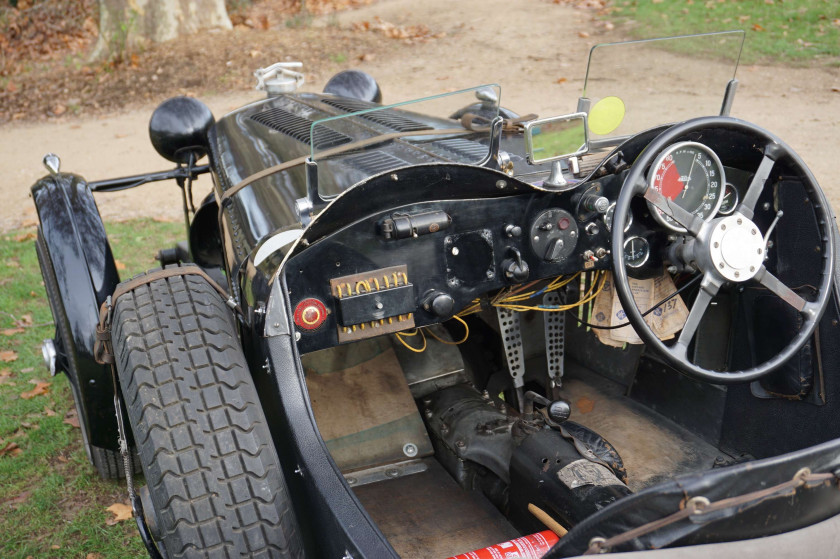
611;116;834;384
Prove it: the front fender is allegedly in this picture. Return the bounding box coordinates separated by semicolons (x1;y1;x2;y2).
32;173;121;450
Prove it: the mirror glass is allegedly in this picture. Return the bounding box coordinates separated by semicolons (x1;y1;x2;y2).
525;113;588;164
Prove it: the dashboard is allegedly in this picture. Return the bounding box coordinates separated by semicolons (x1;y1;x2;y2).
283;151;754;354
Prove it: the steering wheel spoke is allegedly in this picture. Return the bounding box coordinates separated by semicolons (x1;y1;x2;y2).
643;187;704;236
672;276;720;359
753;265;807;312
737;143;781;219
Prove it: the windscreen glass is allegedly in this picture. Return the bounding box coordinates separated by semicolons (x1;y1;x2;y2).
309;85;500;196
583;31;745;144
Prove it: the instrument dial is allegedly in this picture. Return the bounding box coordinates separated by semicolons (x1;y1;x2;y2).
623;236;650;268
718;183;739;215
647;141;725;232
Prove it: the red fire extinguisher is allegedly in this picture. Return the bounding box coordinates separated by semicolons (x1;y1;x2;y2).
446;530;560;559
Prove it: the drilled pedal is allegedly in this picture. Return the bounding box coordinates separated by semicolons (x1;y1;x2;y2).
543;291;565;392
497;307;524;388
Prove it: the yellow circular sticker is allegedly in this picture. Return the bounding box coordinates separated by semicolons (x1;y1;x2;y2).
588;96;626;136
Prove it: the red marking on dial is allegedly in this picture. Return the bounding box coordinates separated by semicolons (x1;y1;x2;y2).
657;160;685;200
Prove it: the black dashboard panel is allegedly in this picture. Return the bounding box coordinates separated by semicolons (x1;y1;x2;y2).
286;190;615;354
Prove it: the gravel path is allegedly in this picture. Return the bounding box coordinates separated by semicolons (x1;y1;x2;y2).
2;0;838;231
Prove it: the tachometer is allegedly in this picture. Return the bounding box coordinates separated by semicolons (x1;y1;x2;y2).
646;141;725;232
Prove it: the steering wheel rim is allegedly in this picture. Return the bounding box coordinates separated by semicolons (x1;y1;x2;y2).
611;116;834;384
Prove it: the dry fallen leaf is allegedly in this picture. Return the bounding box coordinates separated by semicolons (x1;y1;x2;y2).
105;502;133;525
114;260;126;271
578;31;590;38
4;259;21;269
1;328;25;336
0;442;22;457
555;77;568;84
44;407;56;417
752;23;765;32
64;409;81;428
13;231;36;242
87;552;103;559
14;314;33;327
0;350;18;362
21;381;50;399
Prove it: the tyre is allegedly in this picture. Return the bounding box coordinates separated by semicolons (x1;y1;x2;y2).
36;231;140;479
112;270;303;558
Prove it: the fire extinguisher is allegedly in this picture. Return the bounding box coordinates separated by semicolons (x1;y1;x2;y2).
446;530;560;559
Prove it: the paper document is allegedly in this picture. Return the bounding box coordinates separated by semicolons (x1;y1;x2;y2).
591;270;689;346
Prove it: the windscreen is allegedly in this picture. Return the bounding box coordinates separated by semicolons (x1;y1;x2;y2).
309;85;501;196
582;31;745;145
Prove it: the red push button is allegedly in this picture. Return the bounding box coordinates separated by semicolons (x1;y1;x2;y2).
294;298;327;330
558;217;570;230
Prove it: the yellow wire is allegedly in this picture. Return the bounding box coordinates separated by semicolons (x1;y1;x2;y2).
395;329;427;353
456;299;482;317
494;271;607;312
425;315;470;345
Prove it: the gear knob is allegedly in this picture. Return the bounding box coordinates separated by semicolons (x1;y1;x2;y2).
548;399;571;424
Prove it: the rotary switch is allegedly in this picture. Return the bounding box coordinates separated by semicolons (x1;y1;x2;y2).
529;208;579;262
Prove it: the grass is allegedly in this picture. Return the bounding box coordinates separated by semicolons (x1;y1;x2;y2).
609;0;840;65
0;218;182;558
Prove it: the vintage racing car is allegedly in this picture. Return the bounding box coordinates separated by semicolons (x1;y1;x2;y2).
31;31;840;558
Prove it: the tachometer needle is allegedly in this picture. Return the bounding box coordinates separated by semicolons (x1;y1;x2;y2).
683;155;697;198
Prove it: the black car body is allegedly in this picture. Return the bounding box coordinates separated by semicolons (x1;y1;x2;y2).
31;32;840;558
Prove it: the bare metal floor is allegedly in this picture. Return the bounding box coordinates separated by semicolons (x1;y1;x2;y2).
353;460;520;559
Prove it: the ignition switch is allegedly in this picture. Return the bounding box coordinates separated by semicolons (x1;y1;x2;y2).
582;194;610;214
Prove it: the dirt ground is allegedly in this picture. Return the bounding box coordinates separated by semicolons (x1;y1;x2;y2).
1;0;839;232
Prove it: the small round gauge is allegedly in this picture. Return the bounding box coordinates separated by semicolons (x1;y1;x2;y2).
647;141;726;232
717;183;739;216
623;236;650;268
604;202;633;233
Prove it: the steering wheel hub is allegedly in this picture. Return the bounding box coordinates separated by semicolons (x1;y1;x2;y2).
708;214;765;282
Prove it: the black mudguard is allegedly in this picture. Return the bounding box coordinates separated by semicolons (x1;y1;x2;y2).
32;173;121;450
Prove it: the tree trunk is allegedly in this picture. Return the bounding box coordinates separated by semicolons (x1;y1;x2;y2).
91;0;232;61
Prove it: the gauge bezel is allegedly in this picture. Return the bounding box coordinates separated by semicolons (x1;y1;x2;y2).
717;182;739;216
604;202;633;233
646;141;726;232
623;235;650;268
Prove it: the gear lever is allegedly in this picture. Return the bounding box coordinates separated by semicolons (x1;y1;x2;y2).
523;390;571;424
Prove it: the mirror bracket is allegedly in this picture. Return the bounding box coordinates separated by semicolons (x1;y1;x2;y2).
543;161;568;189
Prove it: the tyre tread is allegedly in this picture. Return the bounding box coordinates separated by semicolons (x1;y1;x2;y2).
113;271;302;558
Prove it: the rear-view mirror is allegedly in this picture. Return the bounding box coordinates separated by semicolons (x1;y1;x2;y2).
524;113;589;164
